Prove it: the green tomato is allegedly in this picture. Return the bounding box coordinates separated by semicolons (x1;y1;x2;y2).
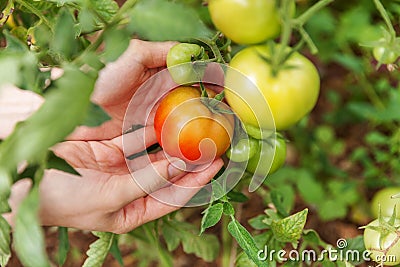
371;187;400;219
226;137;259;162
363;219;400;266
243;123;274;140
246;136;286;176
373;46;398;64
208;0;280;44
167;43;208;84
225;45;320;130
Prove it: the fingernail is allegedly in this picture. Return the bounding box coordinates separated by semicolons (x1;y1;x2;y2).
168;159;186;178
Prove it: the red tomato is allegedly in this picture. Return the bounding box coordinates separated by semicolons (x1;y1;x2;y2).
154;86;234;165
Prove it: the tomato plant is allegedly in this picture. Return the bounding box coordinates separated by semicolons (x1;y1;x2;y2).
363;218;400;266
371;187;400;219
246;135;286;176
154;86;234;165
208;0;281;45
225;45;320;130
167;43;209;84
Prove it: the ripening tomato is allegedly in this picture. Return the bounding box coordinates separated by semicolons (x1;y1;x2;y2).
208;0;281;44
371;187;400;219
154;86;234;165
225;45;320;130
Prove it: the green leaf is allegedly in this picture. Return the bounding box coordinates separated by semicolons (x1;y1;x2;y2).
82;102;111;127
228;218;267;267
235;251;258;267
82;232;115;267
14;187;51;267
271;209;308;243
227;191;249;203
161;221;181;251
0;65;96;171
51;8;78;60
181;231;219;262
4;30;29;51
109;237;124;267
223;202;235;216
302;229;328;247
48;151;80;176
128;0;213;41
102;29;130;63
297;171;324;204
0;216;11;267
200;203;223;234
0;169;12;214
90;0;119;22
248;215;269;230
57;227;70;266
319;199;347;221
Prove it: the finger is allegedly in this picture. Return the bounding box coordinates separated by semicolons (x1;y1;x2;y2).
111;125;157;157
0;85;44;139
126;150;166;172
104;158;186;210
112;159;223;233
2;178;33;227
133;39;177;69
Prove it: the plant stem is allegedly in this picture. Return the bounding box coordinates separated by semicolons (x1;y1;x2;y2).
295;0;334;26
221;215;232;267
15;0;51;30
374;0;396;40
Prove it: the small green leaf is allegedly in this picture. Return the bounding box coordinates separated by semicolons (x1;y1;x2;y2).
302;229;328;247
109;237;124;267
248;215;269;230
228;218;267;267
223;202;235;216
82;102;111;127
227;191;249;203
4;30;28;51
235;251;258;267
57;227;70;266
48;151;80;176
82;232;115;267
51;8;78;60
181;231;219;262
103;29;130;63
90;0;119;22
161;221;181;251
14;187;51;267
271;209;308;243
200;203;223;234
128;0;213;41
0;216;11;267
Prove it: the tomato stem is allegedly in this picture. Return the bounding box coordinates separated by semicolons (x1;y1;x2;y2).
374;0;396;40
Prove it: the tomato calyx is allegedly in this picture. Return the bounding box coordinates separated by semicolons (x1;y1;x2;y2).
362;206;400;250
199;82;233;115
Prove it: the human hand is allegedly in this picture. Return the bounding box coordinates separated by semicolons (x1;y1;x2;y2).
2;39;224;233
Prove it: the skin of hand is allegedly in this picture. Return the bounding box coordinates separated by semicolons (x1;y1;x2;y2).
2;39;224;234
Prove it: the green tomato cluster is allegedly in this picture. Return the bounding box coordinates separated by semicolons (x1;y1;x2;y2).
226;123;286;177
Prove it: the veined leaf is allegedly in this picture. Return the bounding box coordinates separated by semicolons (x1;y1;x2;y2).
0;216;11;267
228;218;267;267
200;203;223;234
271;208;308;243
83;232;115;267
